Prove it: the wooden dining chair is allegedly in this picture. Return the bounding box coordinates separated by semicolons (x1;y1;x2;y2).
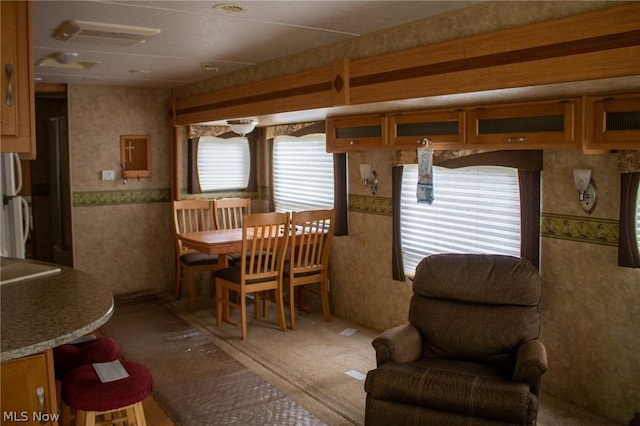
213;212;289;340
285;209;334;329
172;200;221;312
213;198;251;230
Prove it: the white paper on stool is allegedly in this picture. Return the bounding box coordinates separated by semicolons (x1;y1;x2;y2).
93;359;129;383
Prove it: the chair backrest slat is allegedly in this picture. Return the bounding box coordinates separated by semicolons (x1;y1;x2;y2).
173;200;214;252
241;212;289;281
214;198;251;230
290;210;334;276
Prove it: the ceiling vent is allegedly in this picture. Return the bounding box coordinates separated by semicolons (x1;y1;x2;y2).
53;20;161;47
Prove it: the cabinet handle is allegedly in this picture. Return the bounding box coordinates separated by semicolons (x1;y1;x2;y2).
5;64;14;107
349;140;360;145
506;137;528;143
36;387;46;424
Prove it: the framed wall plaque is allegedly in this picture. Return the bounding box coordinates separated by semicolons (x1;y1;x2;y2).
120;135;151;179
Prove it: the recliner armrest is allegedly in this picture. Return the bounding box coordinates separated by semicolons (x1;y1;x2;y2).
512;339;548;396
372;324;422;366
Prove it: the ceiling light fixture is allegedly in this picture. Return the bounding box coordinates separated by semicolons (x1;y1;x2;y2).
128;69;152;74
201;62;219;72
212;4;248;14
227;119;257;136
35;52;100;70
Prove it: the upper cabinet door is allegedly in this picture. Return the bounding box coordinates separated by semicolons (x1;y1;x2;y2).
1;1;35;158
586;94;640;150
467;100;580;149
389;110;466;150
326;115;388;152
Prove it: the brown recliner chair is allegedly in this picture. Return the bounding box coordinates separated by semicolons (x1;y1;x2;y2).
365;254;548;425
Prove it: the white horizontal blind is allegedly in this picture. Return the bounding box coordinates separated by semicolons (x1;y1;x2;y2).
400;164;521;276
197;136;250;192
636;185;640;244
273;134;334;212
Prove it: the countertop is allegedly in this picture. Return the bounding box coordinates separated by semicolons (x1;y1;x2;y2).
0;257;114;362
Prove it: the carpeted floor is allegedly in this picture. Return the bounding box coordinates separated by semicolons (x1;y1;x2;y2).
100;297;326;426
101;293;622;426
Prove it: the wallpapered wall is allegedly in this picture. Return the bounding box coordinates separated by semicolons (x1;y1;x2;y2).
68;85;174;296
66;84;639;420
328;149;640;423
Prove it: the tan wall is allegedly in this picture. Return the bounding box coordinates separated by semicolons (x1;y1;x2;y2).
68;85;174;296
328;149;640;424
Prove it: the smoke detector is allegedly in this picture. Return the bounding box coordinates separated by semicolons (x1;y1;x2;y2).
53;20;161;47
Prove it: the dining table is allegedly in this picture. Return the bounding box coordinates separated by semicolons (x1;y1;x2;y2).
177;228;244;266
177;226;291;268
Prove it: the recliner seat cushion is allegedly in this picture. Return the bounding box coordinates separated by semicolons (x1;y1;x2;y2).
365;359;537;424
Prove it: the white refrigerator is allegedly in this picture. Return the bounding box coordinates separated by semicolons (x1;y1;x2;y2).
1;152;31;258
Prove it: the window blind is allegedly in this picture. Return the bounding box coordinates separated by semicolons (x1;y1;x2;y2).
273;134;334;212
636;185;640;244
197;136;250;192
400;165;521;276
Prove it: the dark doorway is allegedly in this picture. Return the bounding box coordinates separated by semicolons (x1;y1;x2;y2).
32;92;73;266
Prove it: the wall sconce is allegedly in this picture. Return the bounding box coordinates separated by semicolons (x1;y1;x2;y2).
227;119;257;136
573;169;597;213
360;164;378;195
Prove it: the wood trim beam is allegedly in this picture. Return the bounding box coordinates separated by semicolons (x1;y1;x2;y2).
174;61;349;125
350;30;640;88
349;3;640;105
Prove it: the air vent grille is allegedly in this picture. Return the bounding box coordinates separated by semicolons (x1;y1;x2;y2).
53;20;161;47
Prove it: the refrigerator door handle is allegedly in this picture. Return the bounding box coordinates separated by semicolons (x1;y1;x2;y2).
20;196;29;246
12;153;22;194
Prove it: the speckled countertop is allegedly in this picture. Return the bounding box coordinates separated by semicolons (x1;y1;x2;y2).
1;257;114;362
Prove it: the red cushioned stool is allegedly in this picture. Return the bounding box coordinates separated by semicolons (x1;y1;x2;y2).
54;336;123;425
53;336;122;380
61;360;153;426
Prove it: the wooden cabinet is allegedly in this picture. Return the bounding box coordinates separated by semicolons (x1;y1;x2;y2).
1;1;36;158
389;109;466;150
1;350;58;425
585;93;640;150
467;100;580;149
326;114;388;152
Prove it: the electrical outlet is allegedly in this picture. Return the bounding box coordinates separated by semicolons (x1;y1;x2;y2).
101;170;115;181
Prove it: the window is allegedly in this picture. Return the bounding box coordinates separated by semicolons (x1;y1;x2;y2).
273;134;334;212
197;136;250;192
636;184;640;245
400;165;521;276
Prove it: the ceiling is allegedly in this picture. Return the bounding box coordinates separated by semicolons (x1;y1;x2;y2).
32;1;480;90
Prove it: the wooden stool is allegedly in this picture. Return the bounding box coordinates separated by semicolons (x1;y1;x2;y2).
61;360;153;426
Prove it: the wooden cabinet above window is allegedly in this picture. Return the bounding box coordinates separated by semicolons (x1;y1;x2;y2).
389;109;466;150
326;114;388;152
467;99;580;149
327;98;584;152
585;93;640;150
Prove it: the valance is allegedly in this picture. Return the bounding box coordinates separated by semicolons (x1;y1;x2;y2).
390;149;542;170
188;122;322;140
265;122;319;139
618;150;640;173
391;149;497;167
188;125;229;138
